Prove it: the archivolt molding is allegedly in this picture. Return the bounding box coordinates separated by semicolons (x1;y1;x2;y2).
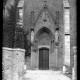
34;26;55;40
34;2;55;38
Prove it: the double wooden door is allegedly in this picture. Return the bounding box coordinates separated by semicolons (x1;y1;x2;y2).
39;48;49;70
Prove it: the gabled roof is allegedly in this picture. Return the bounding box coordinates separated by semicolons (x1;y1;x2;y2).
34;3;55;25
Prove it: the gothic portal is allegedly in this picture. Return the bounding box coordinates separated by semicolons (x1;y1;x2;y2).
30;3;60;70
13;0;74;71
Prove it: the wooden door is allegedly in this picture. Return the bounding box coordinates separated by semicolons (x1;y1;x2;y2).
39;48;49;70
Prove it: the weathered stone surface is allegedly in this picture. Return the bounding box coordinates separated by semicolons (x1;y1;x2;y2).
2;47;13;80
23;0;76;70
4;0;76;72
2;47;25;80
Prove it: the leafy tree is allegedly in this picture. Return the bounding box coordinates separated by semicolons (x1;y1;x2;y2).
3;0;8;9
23;30;31;57
3;0;31;56
14;26;31;56
3;0;20;48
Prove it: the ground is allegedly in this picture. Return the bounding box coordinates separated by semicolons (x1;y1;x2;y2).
23;70;71;80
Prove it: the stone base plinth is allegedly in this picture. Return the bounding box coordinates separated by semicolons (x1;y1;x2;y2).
62;66;67;73
72;67;76;80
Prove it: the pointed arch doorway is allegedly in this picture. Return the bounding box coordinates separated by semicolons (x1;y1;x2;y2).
39;46;49;70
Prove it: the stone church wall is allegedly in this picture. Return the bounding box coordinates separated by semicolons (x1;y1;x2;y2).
23;0;76;71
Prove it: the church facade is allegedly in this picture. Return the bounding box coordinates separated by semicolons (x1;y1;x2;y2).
30;3;62;70
3;0;76;80
22;0;76;70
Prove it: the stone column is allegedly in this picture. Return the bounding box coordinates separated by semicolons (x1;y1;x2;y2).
55;46;58;67
55;31;59;67
72;46;77;80
31;29;34;69
55;11;59;68
17;0;24;28
30;11;35;68
63;0;70;73
31;29;34;43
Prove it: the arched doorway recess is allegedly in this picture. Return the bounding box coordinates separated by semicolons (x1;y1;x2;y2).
34;27;55;70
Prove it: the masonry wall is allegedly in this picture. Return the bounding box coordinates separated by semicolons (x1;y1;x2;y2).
69;0;76;68
2;48;25;80
23;0;76;70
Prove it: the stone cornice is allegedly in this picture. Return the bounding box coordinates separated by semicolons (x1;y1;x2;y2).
2;47;25;52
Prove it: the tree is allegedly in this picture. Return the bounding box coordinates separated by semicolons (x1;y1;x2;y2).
23;30;31;57
3;0;31;56
3;0;20;48
14;26;31;56
3;0;8;9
